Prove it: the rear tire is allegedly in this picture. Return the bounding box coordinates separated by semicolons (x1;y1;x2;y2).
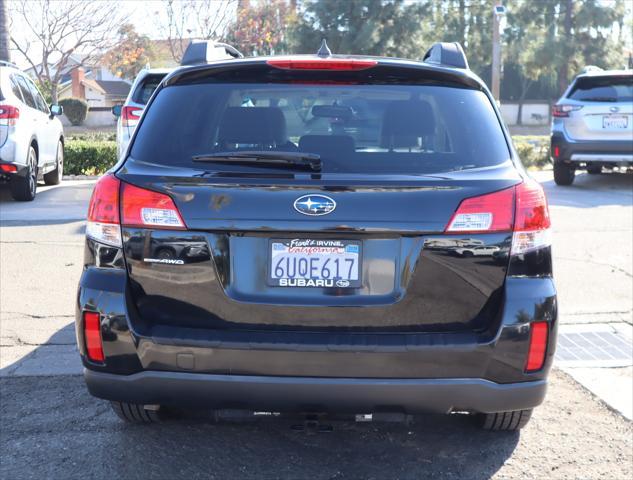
10;146;37;201
479;409;533;431
587;165;602;175
553;161;575;186
110;401;161;424
44;140;63;185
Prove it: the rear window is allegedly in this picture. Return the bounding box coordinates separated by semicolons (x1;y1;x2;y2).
568;76;633;102
130;82;510;175
132;74;168;105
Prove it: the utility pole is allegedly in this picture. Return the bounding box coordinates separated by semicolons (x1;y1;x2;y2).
491;5;506;102
0;0;10;62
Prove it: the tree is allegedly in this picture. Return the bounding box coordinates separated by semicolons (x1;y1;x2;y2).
0;0;9;62
154;0;237;63
291;0;432;59
9;0;123;102
102;24;154;80
227;0;296;56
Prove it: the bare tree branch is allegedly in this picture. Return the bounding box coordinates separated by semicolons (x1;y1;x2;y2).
9;0;123;102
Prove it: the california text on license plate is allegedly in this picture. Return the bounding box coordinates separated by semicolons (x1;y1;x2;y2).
268;239;361;288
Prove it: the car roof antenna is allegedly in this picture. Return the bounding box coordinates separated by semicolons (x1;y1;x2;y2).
317;39;332;57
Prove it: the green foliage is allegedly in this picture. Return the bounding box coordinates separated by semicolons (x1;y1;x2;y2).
35;79;53;105
102;24;154;80
59;98;88;126
512;135;551;169
64;139;117;175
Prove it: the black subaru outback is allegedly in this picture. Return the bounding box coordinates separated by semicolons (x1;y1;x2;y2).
76;42;557;431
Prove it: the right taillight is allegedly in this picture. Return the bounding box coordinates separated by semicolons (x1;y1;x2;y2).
0;105;20;126
121;105;143;128
552;104;582;118
446;179;551;256
511;179;551;255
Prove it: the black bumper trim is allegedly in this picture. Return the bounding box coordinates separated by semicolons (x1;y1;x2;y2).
84;369;547;414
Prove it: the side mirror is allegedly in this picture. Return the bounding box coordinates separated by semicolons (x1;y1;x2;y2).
50;104;63;116
112;105;122;118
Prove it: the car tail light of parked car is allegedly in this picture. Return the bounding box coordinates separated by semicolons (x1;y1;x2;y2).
121;105;143;128
525;321;549;372
0;105;20;126
83;311;105;363
552;104;583;117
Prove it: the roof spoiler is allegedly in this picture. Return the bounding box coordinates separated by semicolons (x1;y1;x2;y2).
181;40;244;66
422;42;469;69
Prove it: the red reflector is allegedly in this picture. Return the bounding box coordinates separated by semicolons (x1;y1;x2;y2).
267;59;377;71
514;180;551;231
84;312;104;362
87;174;120;224
553;145;560;158
525;321;548;372
0;164;17;173
445;187;515;233
121;182;186;229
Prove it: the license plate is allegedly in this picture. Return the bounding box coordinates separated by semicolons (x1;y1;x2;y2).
603;115;628;129
268;239;361;288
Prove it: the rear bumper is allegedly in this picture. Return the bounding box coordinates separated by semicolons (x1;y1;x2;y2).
84;368;547;414
551;131;633;165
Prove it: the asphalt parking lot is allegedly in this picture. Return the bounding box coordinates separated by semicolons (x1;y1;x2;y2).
1;171;632;479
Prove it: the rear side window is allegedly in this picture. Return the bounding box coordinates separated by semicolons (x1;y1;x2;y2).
9;75;24;102
131;82;510;175
14;75;37;109
132;74;167;105
568;76;633;102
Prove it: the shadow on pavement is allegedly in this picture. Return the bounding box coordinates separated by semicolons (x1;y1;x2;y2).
0;327;519;480
539;170;633;208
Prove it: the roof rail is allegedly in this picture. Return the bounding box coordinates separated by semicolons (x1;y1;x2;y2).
181;40;244;66
422;42;469;69
0;60;19;69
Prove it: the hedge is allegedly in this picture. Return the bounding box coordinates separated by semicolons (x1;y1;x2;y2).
62;135;552;176
64;139;117;175
512;135;551;169
59;98;88;126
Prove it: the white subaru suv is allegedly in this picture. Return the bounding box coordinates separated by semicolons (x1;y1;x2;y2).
0;61;64;201
551;68;633;185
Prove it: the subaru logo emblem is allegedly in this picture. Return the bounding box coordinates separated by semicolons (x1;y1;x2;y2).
610;106;620;113
294;194;336;216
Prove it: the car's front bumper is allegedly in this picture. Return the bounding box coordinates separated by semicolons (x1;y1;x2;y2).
85;368;547;414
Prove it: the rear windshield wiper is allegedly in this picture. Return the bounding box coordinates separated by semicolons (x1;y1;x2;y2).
579;97;618;102
192;151;322;171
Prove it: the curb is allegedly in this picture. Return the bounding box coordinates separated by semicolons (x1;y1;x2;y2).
62;175;100;180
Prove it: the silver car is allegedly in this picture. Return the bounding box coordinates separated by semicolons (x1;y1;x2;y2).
551;69;633;185
0;61;64;200
112;68;172;159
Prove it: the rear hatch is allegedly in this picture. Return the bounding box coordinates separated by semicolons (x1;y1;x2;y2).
562;73;633;141
117;60;521;334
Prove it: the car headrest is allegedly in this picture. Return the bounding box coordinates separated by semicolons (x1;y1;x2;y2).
218;107;287;145
299;135;355;155
380;100;435;149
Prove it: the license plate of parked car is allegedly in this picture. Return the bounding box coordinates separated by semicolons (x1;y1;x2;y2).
269;239;361;288
602;115;628;129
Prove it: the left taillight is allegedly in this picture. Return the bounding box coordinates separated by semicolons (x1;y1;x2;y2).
0;105;20;126
86;174;122;247
83;311;104;362
121;105;143;129
86;174;186;247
